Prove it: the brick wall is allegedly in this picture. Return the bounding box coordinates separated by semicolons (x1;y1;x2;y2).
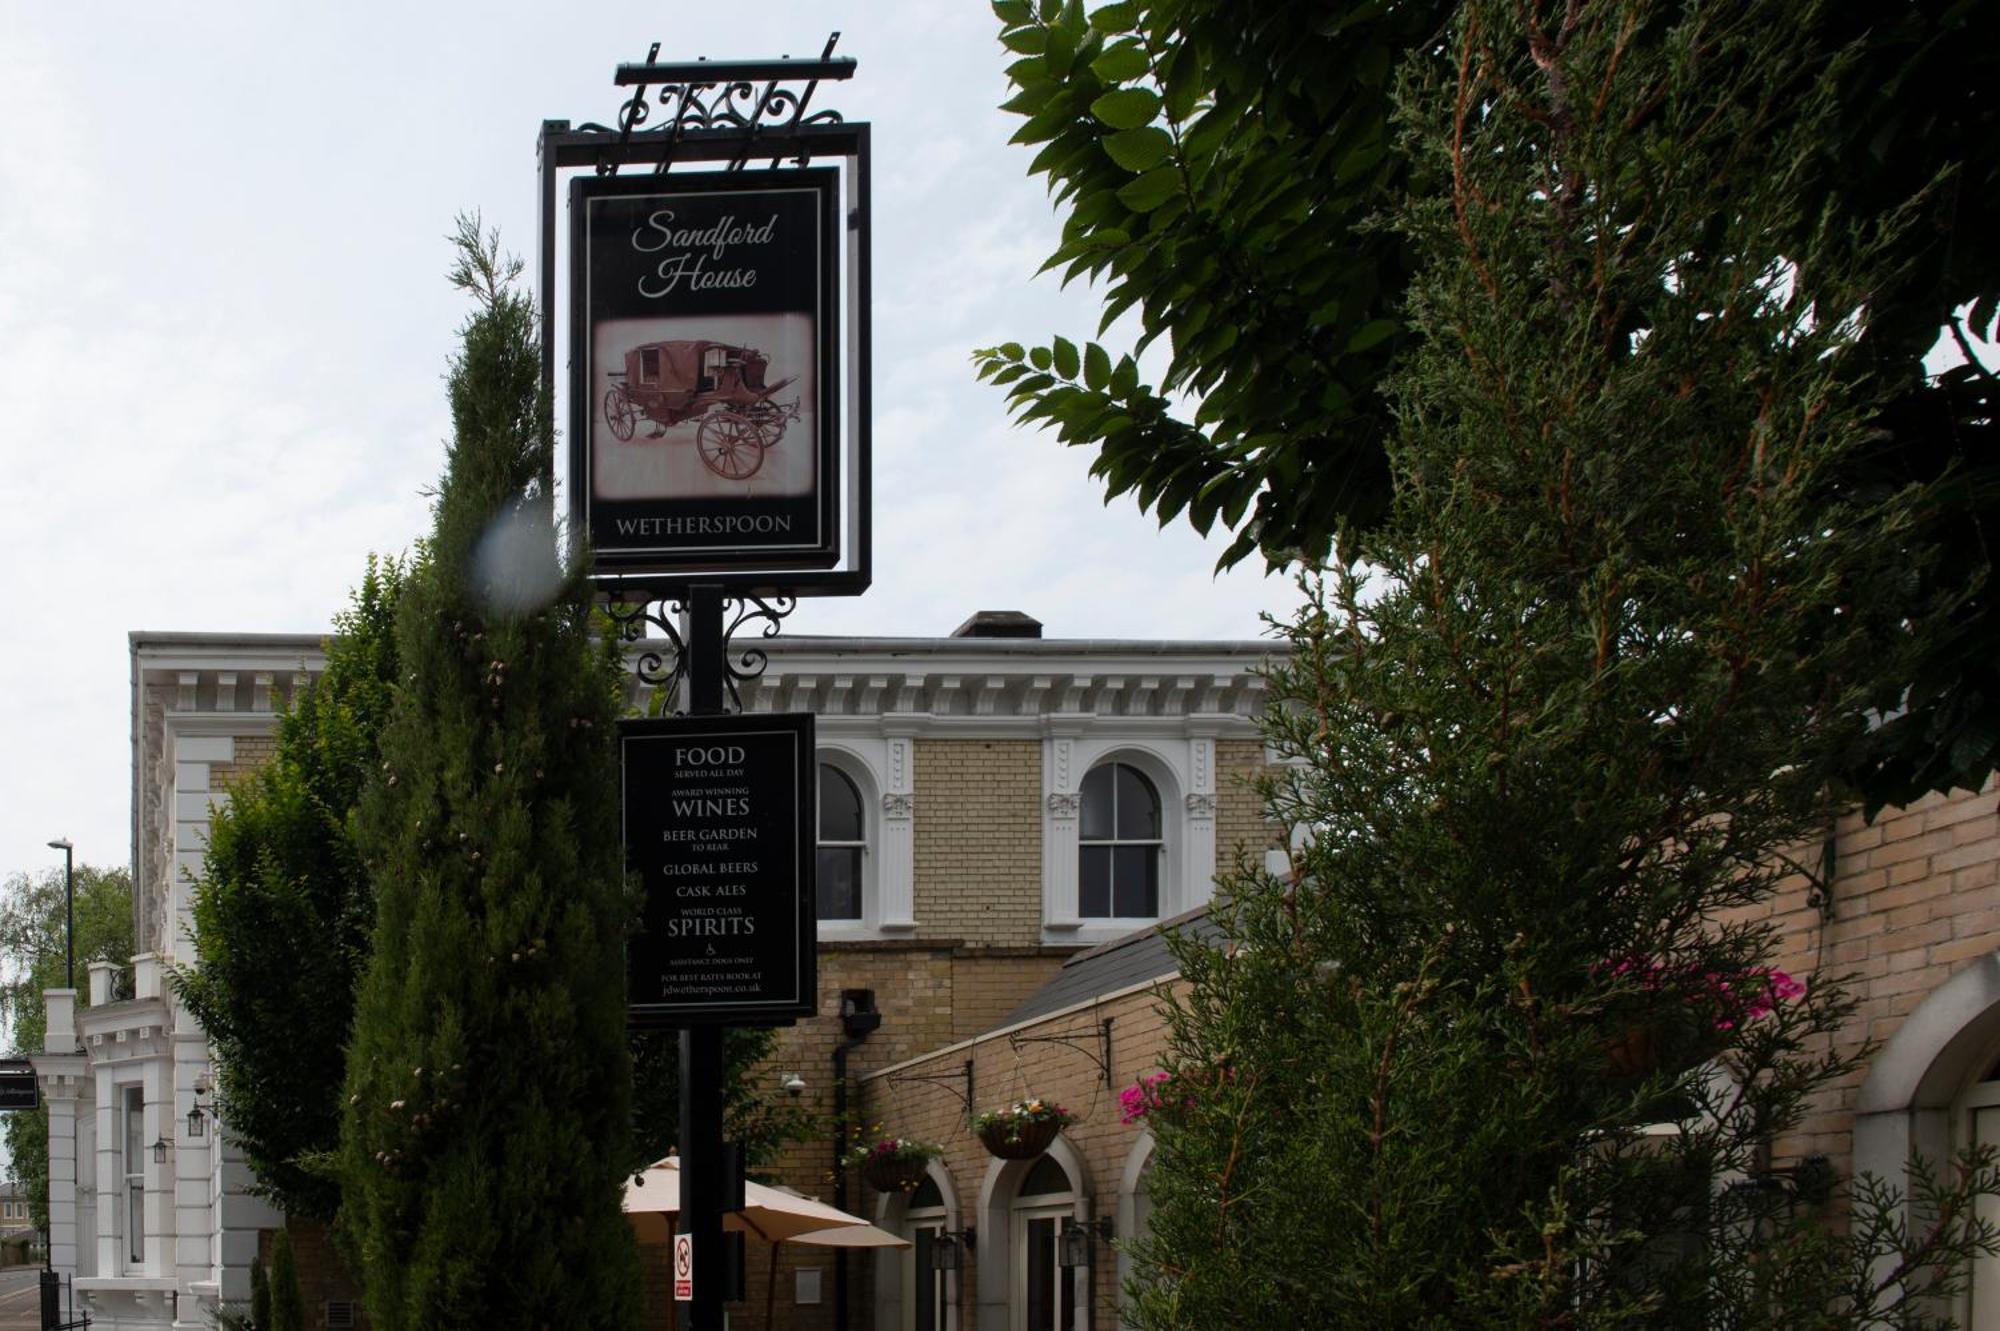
843;978;1183;1331
1754;780;2000;1171
259;1220;367;1330
913;739;1043;946
1215;738;1279;872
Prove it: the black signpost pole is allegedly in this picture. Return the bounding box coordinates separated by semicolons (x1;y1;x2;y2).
682;584;727;1331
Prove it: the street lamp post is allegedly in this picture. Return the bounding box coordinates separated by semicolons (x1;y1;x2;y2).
46;838;74;989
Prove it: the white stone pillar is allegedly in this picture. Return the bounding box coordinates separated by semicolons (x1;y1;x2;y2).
170;736;234;966
95;1071;118;1275
45;990;77;1053
1042;731;1084;934
1184;734;1219;909
173;1024;214;1300
879;732;917;930
36;1055;85;1282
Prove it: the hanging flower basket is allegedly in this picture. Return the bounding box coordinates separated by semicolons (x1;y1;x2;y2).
973;1100;1074;1160
842;1135;943;1193
861;1152;933;1193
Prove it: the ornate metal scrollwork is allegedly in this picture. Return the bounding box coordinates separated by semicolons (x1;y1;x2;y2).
604;593;796;714
603;597;690;703
720;594;796;708
585;32;849;175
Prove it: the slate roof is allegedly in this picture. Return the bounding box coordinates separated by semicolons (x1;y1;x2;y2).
1002;906;1224;1026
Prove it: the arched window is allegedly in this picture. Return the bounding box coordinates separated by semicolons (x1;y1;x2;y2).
1079;762;1161;919
818;763;866;921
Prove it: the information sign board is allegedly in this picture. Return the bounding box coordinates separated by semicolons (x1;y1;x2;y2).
571;170;841;577
622;713;816;1025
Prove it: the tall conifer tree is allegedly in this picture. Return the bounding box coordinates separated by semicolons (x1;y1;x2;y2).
338;219;640;1328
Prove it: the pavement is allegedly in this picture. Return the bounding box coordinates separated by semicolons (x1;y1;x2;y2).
0;1266;42;1330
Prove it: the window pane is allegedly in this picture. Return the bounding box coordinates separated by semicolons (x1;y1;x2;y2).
1020;1157;1072;1197
1079;846;1111;918
817;847;862;920
1113;845;1158;918
909;1176;942;1210
1115;764;1161;839
914;1230;936;1330
1079;765;1115;841
819;765;864;841
1026;1217;1058;1331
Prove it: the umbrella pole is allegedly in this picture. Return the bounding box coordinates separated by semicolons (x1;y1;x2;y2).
765;1240;778;1330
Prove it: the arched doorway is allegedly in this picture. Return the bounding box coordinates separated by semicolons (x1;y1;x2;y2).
1011;1157;1076;1331
1959;1061;2000;1327
975;1137;1094;1331
904;1174;955;1331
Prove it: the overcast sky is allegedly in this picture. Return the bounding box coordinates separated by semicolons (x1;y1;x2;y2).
0;3;1299;878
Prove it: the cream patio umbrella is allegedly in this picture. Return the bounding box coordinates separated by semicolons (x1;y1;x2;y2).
622;1154;872;1244
762;1188;912;1326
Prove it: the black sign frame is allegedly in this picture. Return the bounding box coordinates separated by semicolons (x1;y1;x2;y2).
0;1059;37;1111
621;713;817;1026
540;116;873;601
571;169;841;576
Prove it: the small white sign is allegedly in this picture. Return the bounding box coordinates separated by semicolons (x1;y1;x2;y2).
674;1233;694;1302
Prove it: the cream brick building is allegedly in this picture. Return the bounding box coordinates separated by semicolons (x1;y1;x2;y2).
33;615;1277;1331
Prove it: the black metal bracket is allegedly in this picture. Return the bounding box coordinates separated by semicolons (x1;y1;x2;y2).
585;33;853;175
1008;1017;1114;1089
604;590;797;713
886;1058;975;1120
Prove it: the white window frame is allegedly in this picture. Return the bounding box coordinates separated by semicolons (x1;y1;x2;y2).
121;1084;145;1273
903;1184;955;1331
1010;1162;1079;1331
1077;761;1166;921
816;736;916;938
817;761;870;925
1042;731;1219;945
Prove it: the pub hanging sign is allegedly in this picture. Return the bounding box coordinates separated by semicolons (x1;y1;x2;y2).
571;169;841;577
622;713;817;1026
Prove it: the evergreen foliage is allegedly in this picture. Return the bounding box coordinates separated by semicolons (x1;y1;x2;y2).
269;1228;305;1331
336;218;641;1328
176;557;404;1220
1118;2;2000;1326
975;0;2000;808
0;863;133;1229
250;1255;271;1330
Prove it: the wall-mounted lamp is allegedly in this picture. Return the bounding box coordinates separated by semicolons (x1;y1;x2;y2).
152;1136;171;1165
1058;1217;1113;1269
188;1086;215;1140
780;1072;807;1098
931;1227;976;1272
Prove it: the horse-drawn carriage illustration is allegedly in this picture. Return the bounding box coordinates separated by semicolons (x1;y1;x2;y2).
602;338;802;480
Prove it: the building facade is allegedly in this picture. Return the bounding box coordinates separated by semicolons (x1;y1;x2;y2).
35;633;321;1330
52;613;1997;1330
34;615;1277;1331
